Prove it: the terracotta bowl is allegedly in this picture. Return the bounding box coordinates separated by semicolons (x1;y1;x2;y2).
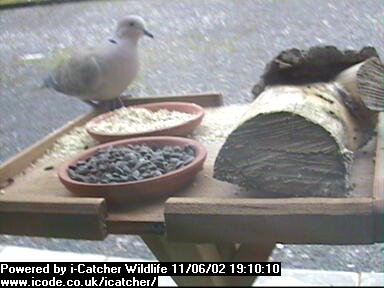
58;137;207;206
86;102;205;143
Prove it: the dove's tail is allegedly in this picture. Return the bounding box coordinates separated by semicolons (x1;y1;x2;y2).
29;75;56;93
42;74;57;89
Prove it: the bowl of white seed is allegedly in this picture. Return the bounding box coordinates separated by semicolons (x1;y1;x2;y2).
85;102;205;143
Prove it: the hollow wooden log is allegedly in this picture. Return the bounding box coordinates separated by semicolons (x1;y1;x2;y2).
214;83;371;197
216;46;383;198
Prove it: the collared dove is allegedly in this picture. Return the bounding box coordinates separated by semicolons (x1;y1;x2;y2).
43;15;153;105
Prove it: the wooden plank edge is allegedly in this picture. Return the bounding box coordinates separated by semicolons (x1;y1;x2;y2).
122;92;224;107
373;112;384;200
106;218;165;235
0;196;107;240
373;199;384;243
0;110;99;183
373;113;384;243
165;197;374;215
0;0;89;11
0;196;104;214
165;197;378;244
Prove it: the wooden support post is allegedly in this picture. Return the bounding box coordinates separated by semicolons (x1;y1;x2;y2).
141;235;275;287
141;235;229;286
226;243;276;287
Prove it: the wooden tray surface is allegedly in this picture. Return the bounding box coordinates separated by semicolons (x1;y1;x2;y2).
0;93;223;240
0;92;382;245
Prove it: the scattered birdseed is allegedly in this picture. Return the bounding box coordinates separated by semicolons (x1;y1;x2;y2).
68;144;196;184
0;178;14;189
87;107;196;134
190;104;247;143
43;166;54;171
35;105;247;166
37;127;97;163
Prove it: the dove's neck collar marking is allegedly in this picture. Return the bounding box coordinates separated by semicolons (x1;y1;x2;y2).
110;35;139;46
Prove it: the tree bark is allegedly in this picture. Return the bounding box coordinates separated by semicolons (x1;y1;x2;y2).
214;47;383;197
252;46;379;99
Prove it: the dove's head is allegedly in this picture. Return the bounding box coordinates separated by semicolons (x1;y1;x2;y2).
115;15;154;42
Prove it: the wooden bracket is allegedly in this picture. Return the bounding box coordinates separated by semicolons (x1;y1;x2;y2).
0;196;107;240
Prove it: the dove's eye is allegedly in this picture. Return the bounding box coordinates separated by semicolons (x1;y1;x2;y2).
129;22;134;27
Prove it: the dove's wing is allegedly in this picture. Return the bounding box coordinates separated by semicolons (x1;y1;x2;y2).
49;53;102;98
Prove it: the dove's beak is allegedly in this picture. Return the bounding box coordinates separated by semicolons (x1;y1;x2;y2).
143;29;154;39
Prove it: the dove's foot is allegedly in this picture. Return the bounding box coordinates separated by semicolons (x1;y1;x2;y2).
120;92;133;98
117;96;125;108
82;100;99;108
118;93;134;107
99;98;125;111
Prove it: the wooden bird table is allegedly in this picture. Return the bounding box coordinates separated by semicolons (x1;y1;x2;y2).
0;92;383;287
